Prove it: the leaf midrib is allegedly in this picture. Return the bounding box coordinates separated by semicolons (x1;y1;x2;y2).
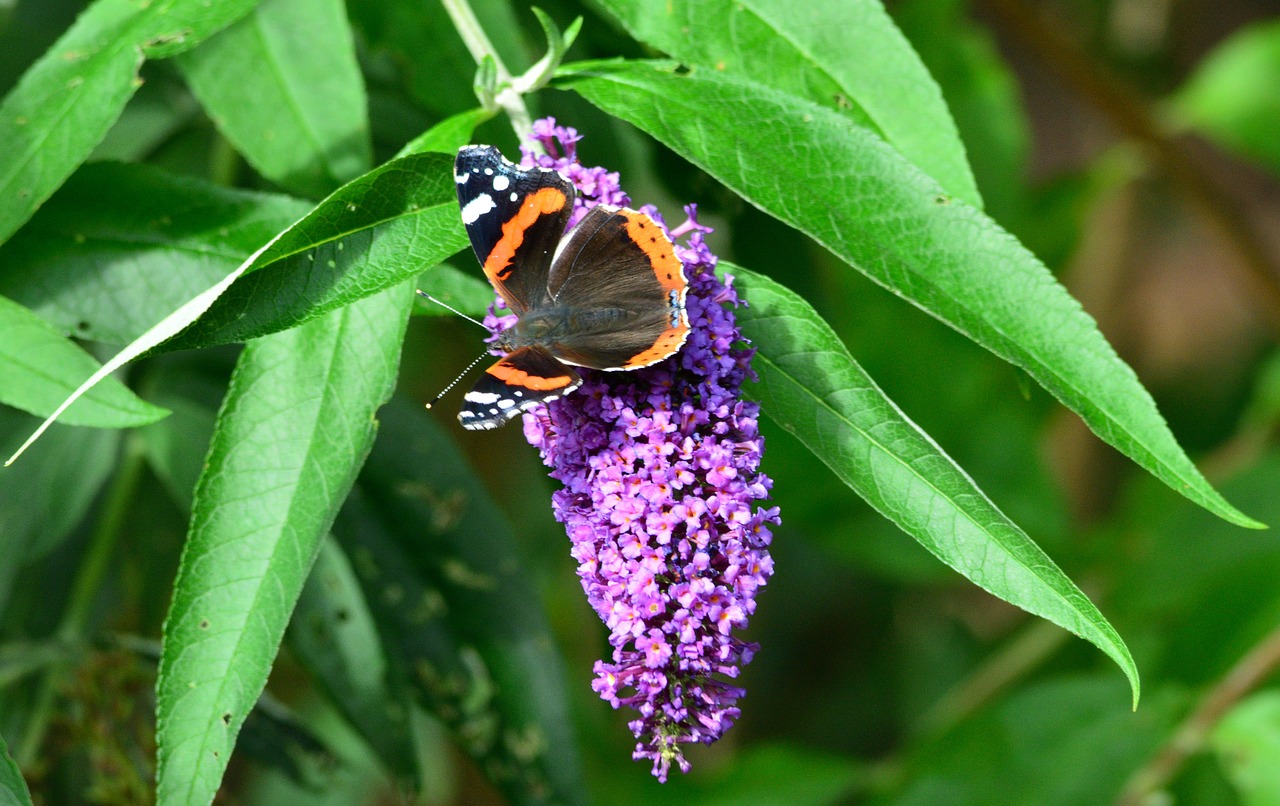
584;65;1213;515
0;43;133;196
0;0;185;195
729;0;879;132
252;195;457;275
748;312;1118;650
175;308;357;802
0;336;145;416
246;9;336;184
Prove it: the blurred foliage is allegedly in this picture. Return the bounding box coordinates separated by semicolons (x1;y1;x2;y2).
0;0;1279;803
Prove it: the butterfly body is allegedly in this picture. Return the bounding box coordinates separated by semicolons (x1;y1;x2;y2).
452;146;690;430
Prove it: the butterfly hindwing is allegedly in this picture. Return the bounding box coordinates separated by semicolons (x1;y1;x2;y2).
547;205;690;370
458;345;583;430
455;145;575;314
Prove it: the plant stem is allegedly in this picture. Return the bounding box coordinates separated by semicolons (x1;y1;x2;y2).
1116;621;1280;805
914;618;1070;737
438;0;533;141
982;0;1280;333
14;436;146;768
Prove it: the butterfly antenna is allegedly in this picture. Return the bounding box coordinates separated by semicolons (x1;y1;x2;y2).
425;349;492;410
415;289;489;330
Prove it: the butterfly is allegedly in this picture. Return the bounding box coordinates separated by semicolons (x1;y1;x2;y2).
451;145;690;430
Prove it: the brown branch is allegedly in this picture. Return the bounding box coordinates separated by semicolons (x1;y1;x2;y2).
982;0;1280;332
1115;622;1280;805
914;618;1070;737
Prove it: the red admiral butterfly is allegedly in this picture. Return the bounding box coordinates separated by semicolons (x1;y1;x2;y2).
452;145;690;430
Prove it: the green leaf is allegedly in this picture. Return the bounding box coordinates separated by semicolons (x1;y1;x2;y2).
0;0;260;246
154;283;414;806
156;150;467;353
560;59;1261;529
0;295;167;427
727;264;1139;702
892;0;1028;226
0;729;32;806
0;409;118;617
413;264;495;318
136;362;417;782
592;0;979;206
892;676;1183;805
0;161;309;345
344;397;586;805
135;354;233;512
396;106;496;158
1172;18;1280;177
176;0;371;197
89;69;200;162
1212;690;1280;805
289;536;418;784
4;127;473;467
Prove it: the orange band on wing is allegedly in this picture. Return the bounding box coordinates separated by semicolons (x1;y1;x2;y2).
619;209;690;368
483;187;568;283
623;322;690;368
489;359;574;391
622;210;686;293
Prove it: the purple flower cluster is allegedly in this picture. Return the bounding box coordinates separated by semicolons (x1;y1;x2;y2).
490;120;778;781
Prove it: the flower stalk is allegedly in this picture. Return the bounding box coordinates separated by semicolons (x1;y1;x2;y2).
485;121;779;780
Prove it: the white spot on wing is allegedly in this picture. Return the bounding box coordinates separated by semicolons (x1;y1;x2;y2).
455;172;468;184
460;194;496;225
492;175;510;191
464;391;500;405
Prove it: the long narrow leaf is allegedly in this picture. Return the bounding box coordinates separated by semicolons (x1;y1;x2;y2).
153;283;414;806
0;0;259;245
727;263;1139;701
0;730;32;806
559;59;1259;529
177;0;371;196
4;151;463;466
0;295;166;427
0;162;309;345
288;536;418;784
154;151;466;352
350;398;586;805
594;0;979;205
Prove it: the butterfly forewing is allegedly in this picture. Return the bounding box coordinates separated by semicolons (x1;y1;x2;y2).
455;146;574;314
549;206;690;370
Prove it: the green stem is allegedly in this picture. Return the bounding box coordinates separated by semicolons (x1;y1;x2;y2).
14;436;146;767
438;0;534;142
